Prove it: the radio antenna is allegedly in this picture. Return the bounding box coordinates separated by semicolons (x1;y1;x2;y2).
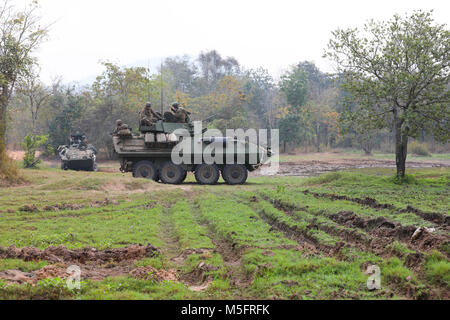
147;59;151;101
160;59;164;116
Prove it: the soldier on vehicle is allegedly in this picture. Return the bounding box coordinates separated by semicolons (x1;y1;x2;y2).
169;102;191;123
113;119;125;135
113;119;123;133
140;102;161;126
79;135;88;149
113;119;132;137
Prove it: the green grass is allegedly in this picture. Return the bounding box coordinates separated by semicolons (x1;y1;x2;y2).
0;165;448;299
0;259;48;272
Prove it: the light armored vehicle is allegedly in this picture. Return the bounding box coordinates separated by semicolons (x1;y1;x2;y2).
112;117;272;185
58;133;98;171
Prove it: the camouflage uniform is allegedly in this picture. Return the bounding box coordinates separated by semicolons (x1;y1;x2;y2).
113;119;131;137
140;102;161;126
113;120;124;135
169;102;191;123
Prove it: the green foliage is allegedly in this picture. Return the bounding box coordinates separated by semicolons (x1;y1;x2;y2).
279;65;308;110
0;259;48;272
0;1;48;177
409;141;431;157
424;251;450;287
326;10;450;141
20;134;48;168
47;87;85;150
390;174;418;185
278;113;302;149
325;10;450;176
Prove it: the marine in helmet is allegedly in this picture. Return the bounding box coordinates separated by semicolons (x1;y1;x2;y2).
168;102;191;123
113;119;132;137
140;102;162;126
113;119;123;134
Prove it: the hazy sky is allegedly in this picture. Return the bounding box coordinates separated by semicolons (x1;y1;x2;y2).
11;0;450;84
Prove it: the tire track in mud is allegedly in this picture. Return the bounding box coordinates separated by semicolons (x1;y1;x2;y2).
263;197;370;251
302;190;449;227
266;195;449;257
189;205;253;291
254;197;448;299
253;204;338;257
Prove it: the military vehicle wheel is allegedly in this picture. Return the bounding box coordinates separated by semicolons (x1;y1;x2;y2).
92;163;98;172
195;164;220;185
222;164;248;185
160;161;186;184
60;162;67;170
180;171;187;183
133;161;158;180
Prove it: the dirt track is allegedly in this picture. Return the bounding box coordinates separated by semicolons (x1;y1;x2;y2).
253;157;450;177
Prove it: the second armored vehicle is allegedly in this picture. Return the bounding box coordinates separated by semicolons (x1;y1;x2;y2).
58;133;98;171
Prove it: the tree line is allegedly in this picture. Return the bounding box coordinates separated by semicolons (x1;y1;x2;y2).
1;1;448;179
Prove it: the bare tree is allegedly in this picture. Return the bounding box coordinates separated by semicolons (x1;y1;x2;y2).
16;68;51;134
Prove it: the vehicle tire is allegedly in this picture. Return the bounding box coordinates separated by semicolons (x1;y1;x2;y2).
222;164;248;185
92;162;98;172
180;171;187;183
195;163;220;185
159;161;186;184
61;162;67;170
132;160;159;181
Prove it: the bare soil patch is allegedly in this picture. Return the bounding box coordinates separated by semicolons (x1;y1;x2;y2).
253;157;450;177
0;244;179;285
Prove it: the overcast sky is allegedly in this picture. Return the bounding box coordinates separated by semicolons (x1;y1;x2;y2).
11;0;450;84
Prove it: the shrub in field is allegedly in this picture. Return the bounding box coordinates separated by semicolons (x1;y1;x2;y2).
20;134;49;168
409;141;431;157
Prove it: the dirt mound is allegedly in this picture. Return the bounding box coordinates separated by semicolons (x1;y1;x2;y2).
0;244;160;264
130;266;178;282
17;199;120;213
329;210;447;253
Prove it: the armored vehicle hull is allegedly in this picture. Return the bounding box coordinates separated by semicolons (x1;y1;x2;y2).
112;121;272;185
58;133;98;172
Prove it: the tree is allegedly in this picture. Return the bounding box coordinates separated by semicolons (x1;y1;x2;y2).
197;50;240;93
243;67;275;128
279;113;302;153
47;85;85;151
325;11;450;177
279;65;308;111
87;62;161;158
16;68;51;134
163;55;197;94
0;1;48;167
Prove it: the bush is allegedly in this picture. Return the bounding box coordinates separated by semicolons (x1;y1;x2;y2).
20;134;49;168
409;141;431;156
390;174;418;185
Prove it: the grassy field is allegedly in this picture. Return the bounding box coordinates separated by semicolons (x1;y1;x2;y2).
0;163;448;300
